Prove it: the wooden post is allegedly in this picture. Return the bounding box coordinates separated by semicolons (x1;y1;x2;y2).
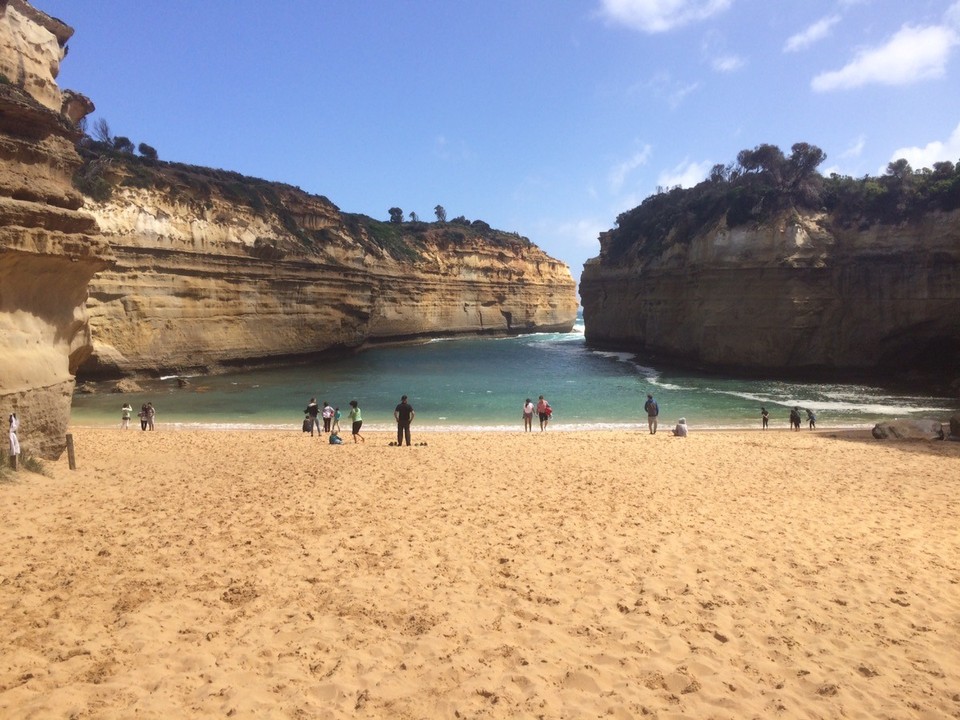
65;433;76;470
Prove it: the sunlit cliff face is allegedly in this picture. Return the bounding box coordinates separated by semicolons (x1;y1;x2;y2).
0;0;110;457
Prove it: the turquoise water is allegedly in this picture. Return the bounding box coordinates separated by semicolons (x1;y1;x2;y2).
70;321;958;431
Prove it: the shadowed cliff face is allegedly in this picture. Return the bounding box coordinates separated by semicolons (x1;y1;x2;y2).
76;173;577;379
580;211;960;385
0;1;109;458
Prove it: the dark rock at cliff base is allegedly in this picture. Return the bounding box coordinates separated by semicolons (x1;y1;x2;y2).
112;379;144;393
872;419;945;441
950;415;960;439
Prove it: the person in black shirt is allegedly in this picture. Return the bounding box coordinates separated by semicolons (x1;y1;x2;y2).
394;395;415;447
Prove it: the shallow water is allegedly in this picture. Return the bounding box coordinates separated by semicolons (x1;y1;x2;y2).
71;320;958;432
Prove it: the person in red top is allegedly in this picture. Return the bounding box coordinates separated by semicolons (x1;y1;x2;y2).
536;395;552;431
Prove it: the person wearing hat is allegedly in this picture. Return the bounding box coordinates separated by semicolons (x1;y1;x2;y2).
673;418;688;437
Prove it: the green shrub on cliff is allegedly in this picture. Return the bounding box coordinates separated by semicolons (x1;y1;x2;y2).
604;142;960;261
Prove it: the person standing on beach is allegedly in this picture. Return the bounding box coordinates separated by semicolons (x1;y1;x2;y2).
394;395;415;447
523;398;535;432
121;403;133;430
806;408;817;430
139;403;149;431
347;400;364;443
322;401;334;433
8;413;20;462
146;402;156;431
644;393;659;434
332;406;342;434
790;407;801;430
761;407;769;429
536;395;551;431
304;397;320;436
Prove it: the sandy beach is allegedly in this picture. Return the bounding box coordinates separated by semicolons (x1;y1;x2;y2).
1;427;958;719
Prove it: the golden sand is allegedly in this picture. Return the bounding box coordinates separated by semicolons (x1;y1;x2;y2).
1;427;958;718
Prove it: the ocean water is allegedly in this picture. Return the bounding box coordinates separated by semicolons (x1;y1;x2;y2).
70;320;958;431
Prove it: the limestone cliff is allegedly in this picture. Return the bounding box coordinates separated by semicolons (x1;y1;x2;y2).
0;0;109;458
580;209;960;385
75;157;577;378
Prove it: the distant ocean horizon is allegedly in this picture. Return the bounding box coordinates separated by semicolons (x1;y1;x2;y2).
70;316;959;432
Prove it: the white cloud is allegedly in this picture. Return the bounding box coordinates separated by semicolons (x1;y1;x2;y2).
552;218;609;250
840;134;866;159
609;144;653;192
599;0;733;33
784;15;841;53
886;121;960;171
711;54;744;72
668;80;701;108
812;24;958;91
947;1;960;31
657;159;712;188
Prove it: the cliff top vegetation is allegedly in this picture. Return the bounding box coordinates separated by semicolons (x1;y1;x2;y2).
604;142;960;262
72;125;534;263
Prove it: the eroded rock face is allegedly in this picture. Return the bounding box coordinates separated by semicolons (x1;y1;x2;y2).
78;184;577;378
0;1;110;458
580;211;960;382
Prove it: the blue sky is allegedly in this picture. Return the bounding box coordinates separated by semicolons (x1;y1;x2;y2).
41;1;960;287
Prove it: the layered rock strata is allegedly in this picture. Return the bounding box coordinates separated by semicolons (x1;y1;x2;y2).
0;0;109;458
79;178;577;378
580;211;960;382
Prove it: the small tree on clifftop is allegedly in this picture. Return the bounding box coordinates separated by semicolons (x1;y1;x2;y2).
388;207;404;223
434;205;446;223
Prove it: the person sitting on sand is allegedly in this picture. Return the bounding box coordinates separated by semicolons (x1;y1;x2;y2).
672;418;688;437
329;431;343;445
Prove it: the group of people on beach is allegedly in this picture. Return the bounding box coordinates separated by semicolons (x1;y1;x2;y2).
303;396;417;447
762;406;816;430
104;391;822;442
120;402;156;431
522;396;553;431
